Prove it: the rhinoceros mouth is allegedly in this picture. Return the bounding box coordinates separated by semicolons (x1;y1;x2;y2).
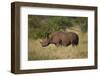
41;43;50;47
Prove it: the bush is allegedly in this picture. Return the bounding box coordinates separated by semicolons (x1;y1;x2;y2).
28;15;88;39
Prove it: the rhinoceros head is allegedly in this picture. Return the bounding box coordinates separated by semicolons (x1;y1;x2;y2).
40;38;50;47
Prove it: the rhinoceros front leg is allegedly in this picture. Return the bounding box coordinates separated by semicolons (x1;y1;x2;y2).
55;43;60;47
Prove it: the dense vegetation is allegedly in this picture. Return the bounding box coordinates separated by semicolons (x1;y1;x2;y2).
28;15;88;39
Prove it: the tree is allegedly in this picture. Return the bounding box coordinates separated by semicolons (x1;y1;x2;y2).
28;15;88;39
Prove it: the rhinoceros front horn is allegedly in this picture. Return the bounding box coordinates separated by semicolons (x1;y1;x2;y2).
40;40;43;44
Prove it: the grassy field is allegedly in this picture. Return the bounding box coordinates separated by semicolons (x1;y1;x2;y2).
28;27;88;60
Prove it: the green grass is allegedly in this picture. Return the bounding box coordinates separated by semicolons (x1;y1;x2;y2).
28;27;88;60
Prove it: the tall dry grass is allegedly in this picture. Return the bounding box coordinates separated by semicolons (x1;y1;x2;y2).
28;27;88;60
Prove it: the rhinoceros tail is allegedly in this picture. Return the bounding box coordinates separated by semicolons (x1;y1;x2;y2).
72;34;79;46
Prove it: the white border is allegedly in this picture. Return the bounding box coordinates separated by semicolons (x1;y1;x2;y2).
20;6;95;70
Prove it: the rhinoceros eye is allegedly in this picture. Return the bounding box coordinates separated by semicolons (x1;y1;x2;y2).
40;41;42;44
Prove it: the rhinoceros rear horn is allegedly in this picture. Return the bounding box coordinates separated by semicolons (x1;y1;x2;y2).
40;40;43;44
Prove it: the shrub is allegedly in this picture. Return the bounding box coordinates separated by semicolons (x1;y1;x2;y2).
28;15;87;39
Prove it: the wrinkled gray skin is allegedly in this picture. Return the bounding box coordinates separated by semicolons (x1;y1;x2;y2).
40;31;79;47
